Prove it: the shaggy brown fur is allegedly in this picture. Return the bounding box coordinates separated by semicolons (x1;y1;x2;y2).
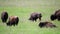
7;16;19;26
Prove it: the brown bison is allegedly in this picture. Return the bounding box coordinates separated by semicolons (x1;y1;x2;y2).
7;16;19;26
39;21;56;28
29;12;42;21
50;9;60;21
1;11;8;22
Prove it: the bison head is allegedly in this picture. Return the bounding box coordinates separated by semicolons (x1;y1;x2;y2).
50;14;57;21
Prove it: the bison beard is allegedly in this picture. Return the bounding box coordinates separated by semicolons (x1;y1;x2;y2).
1;11;8;22
7;16;19;26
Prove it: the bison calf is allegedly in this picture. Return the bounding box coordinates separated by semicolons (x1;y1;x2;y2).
7;16;19;26
29;12;42;21
1;11;8;22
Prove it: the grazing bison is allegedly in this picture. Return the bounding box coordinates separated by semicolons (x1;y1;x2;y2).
7;16;19;26
1;11;8;22
39;21;56;28
50;9;60;21
29;12;42;21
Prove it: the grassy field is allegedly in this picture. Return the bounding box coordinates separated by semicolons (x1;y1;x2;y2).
0;0;60;34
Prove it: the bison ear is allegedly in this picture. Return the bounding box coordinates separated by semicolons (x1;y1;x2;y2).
50;14;57;21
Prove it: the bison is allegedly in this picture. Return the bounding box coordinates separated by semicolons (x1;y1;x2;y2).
50;9;60;21
39;21;56;28
7;16;19;26
29;12;42;21
1;11;8;22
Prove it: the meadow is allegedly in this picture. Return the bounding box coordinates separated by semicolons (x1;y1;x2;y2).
0;0;60;34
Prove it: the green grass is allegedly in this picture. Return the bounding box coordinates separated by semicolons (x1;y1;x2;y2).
0;0;60;34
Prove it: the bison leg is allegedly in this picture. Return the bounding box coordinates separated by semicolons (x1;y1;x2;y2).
39;17;41;21
38;14;42;21
34;18;37;22
13;24;16;26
